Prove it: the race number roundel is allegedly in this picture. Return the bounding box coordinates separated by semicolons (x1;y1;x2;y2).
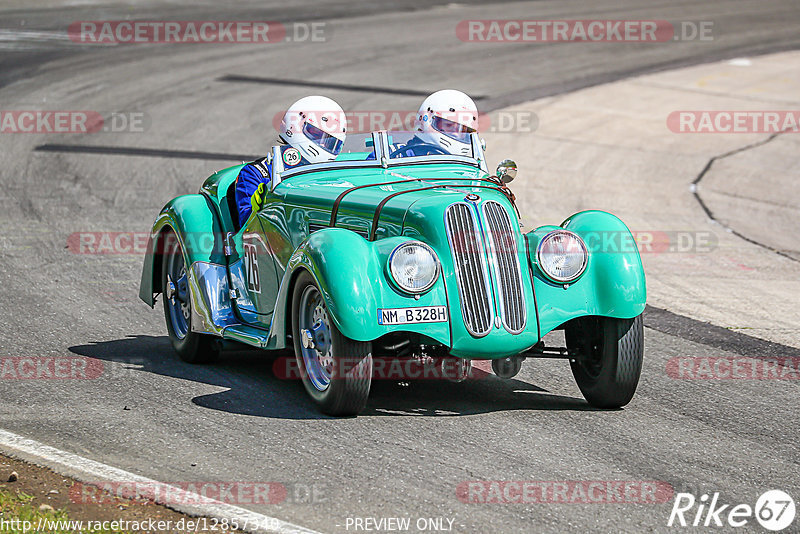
283;148;301;166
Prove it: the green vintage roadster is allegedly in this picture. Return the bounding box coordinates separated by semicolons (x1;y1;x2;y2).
140;131;646;415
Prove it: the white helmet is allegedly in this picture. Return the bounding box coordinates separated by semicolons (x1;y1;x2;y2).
414;89;479;156
279;96;347;163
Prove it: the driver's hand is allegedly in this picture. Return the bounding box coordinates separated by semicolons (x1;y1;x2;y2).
250;182;266;214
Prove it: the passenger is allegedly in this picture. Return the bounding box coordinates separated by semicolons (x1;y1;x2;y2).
393;89;480;157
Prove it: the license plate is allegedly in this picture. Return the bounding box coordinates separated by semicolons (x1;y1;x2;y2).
378;306;448;325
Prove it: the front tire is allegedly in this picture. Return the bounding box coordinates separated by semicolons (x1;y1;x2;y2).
161;230;218;364
565;314;643;408
291;271;372;416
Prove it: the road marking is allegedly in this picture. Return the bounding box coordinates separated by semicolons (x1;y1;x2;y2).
0;429;322;534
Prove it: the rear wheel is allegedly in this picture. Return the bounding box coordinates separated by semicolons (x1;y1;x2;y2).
161;230;218;364
565;314;643;408
291;271;372;416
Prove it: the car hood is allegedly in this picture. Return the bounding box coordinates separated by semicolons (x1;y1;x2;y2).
278;163;514;240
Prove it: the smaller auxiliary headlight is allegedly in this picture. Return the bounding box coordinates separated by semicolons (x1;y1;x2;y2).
388;241;440;293
536;230;588;283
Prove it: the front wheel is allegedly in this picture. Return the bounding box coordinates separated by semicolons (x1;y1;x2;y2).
161;230;218;364
291;271;372;416
565;314;643;408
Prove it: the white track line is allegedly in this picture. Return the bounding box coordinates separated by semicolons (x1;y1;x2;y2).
0;429;322;534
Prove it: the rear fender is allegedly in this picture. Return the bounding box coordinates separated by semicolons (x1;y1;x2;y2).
139;194;227;307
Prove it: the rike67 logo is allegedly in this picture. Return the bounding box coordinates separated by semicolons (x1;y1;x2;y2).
669;490;795;531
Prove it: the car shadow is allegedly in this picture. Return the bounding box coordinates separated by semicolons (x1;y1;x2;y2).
68;335;602;420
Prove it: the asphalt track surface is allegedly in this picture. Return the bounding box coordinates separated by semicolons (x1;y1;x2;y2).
1;1;799;532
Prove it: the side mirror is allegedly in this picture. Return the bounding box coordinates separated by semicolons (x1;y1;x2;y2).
496;159;517;184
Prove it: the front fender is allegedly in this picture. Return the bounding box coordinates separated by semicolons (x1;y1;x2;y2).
139;194;225;307
283;229;450;344
526;210;646;336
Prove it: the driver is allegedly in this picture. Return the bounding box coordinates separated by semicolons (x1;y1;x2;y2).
392;89;479;157
235;95;347;227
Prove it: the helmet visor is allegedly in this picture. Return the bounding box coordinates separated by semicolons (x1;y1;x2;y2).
303;122;344;155
432;115;476;143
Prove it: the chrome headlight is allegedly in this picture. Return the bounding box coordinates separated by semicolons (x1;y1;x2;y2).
536;230;588;283
388;241;439;293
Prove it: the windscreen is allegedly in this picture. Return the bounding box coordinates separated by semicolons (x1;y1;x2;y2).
387;131;475;160
334;132;373;161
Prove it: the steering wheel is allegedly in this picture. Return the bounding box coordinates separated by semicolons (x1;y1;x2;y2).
389;143;449;158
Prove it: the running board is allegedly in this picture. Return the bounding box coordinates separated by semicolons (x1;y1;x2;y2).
222;324;271;348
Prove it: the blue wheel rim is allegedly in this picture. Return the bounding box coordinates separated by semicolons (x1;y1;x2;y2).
298;285;333;392
166;240;190;339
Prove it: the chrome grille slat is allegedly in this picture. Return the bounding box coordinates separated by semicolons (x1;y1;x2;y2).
453;210;478;326
445;203;493;336
456;205;487;331
483;201;527;334
459;206;487;330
